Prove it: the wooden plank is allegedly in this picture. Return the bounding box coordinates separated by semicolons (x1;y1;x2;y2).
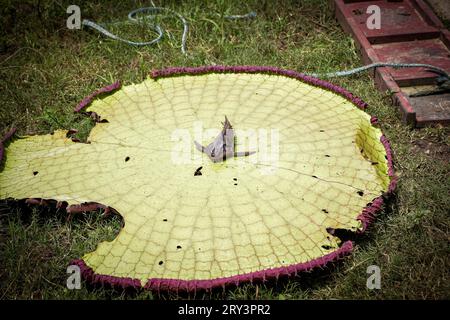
332;0;450;127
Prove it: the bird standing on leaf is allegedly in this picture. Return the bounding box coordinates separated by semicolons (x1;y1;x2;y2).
194;116;255;163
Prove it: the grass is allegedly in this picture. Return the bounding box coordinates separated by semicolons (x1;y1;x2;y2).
0;0;449;300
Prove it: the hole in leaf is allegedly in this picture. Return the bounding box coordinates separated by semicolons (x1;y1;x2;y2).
322;209;329;214
163;218;167;222
33;171;39;176
326;228;357;242
357;191;364;196
177;245;182;250
194;166;203;176
321;245;332;250
125;156;130;162
158;261;164;265
325;155;330;157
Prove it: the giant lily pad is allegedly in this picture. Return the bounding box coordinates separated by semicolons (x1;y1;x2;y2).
0;66;396;291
